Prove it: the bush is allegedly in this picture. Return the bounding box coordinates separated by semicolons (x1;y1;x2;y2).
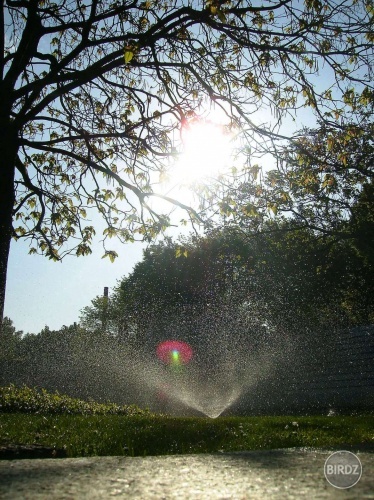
0;384;151;416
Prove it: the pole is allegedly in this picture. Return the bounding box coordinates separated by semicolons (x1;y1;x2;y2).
102;287;109;332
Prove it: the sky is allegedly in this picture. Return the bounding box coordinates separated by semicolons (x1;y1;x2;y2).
4;235;146;334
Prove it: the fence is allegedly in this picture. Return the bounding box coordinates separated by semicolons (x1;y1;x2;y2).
237;325;374;415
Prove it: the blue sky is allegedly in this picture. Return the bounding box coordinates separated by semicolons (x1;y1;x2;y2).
4;236;145;334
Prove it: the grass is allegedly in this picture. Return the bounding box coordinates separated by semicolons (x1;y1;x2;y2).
0;386;373;458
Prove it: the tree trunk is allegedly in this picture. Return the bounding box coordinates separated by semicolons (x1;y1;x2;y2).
0;126;17;333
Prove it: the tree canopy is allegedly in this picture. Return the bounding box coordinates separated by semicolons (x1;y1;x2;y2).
1;0;373;325
80;220;374;348
213;117;373;244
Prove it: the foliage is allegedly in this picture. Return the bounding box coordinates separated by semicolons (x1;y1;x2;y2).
213;119;374;234
0;323;156;405
234;220;374;326
0;413;372;457
80;292;128;336
81;219;374;349
81;232;261;347
0;317;23;361
267;120;374;236
0;384;150;416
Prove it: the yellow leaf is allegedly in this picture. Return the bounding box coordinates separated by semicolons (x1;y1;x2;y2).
109;252;117;263
175;247;188;258
124;50;134;64
267;203;278;215
102;250;118;263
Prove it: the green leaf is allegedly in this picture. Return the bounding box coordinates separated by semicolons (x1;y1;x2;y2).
244;204;259;217
217;8;226;23
327;135;334;151
27;198;36;208
76;244;92;257
103;226;118;238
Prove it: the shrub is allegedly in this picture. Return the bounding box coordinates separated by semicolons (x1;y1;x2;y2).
0;384;150;416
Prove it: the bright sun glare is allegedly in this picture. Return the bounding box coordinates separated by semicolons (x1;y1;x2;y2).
151;114;236;215
174;120;233;184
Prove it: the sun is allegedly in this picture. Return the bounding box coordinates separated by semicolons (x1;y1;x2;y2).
150;116;235;215
174;119;233;184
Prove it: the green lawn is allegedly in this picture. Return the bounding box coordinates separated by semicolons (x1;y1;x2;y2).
0;386;373;458
1;414;373;458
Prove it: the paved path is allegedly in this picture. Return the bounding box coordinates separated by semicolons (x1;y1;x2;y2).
0;448;373;499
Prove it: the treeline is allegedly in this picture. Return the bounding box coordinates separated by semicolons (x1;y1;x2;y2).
81;220;374;344
0;320;156;406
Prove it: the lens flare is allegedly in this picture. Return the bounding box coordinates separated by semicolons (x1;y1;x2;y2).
156;340;193;365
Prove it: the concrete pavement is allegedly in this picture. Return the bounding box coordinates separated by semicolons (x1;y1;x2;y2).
0;448;373;499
